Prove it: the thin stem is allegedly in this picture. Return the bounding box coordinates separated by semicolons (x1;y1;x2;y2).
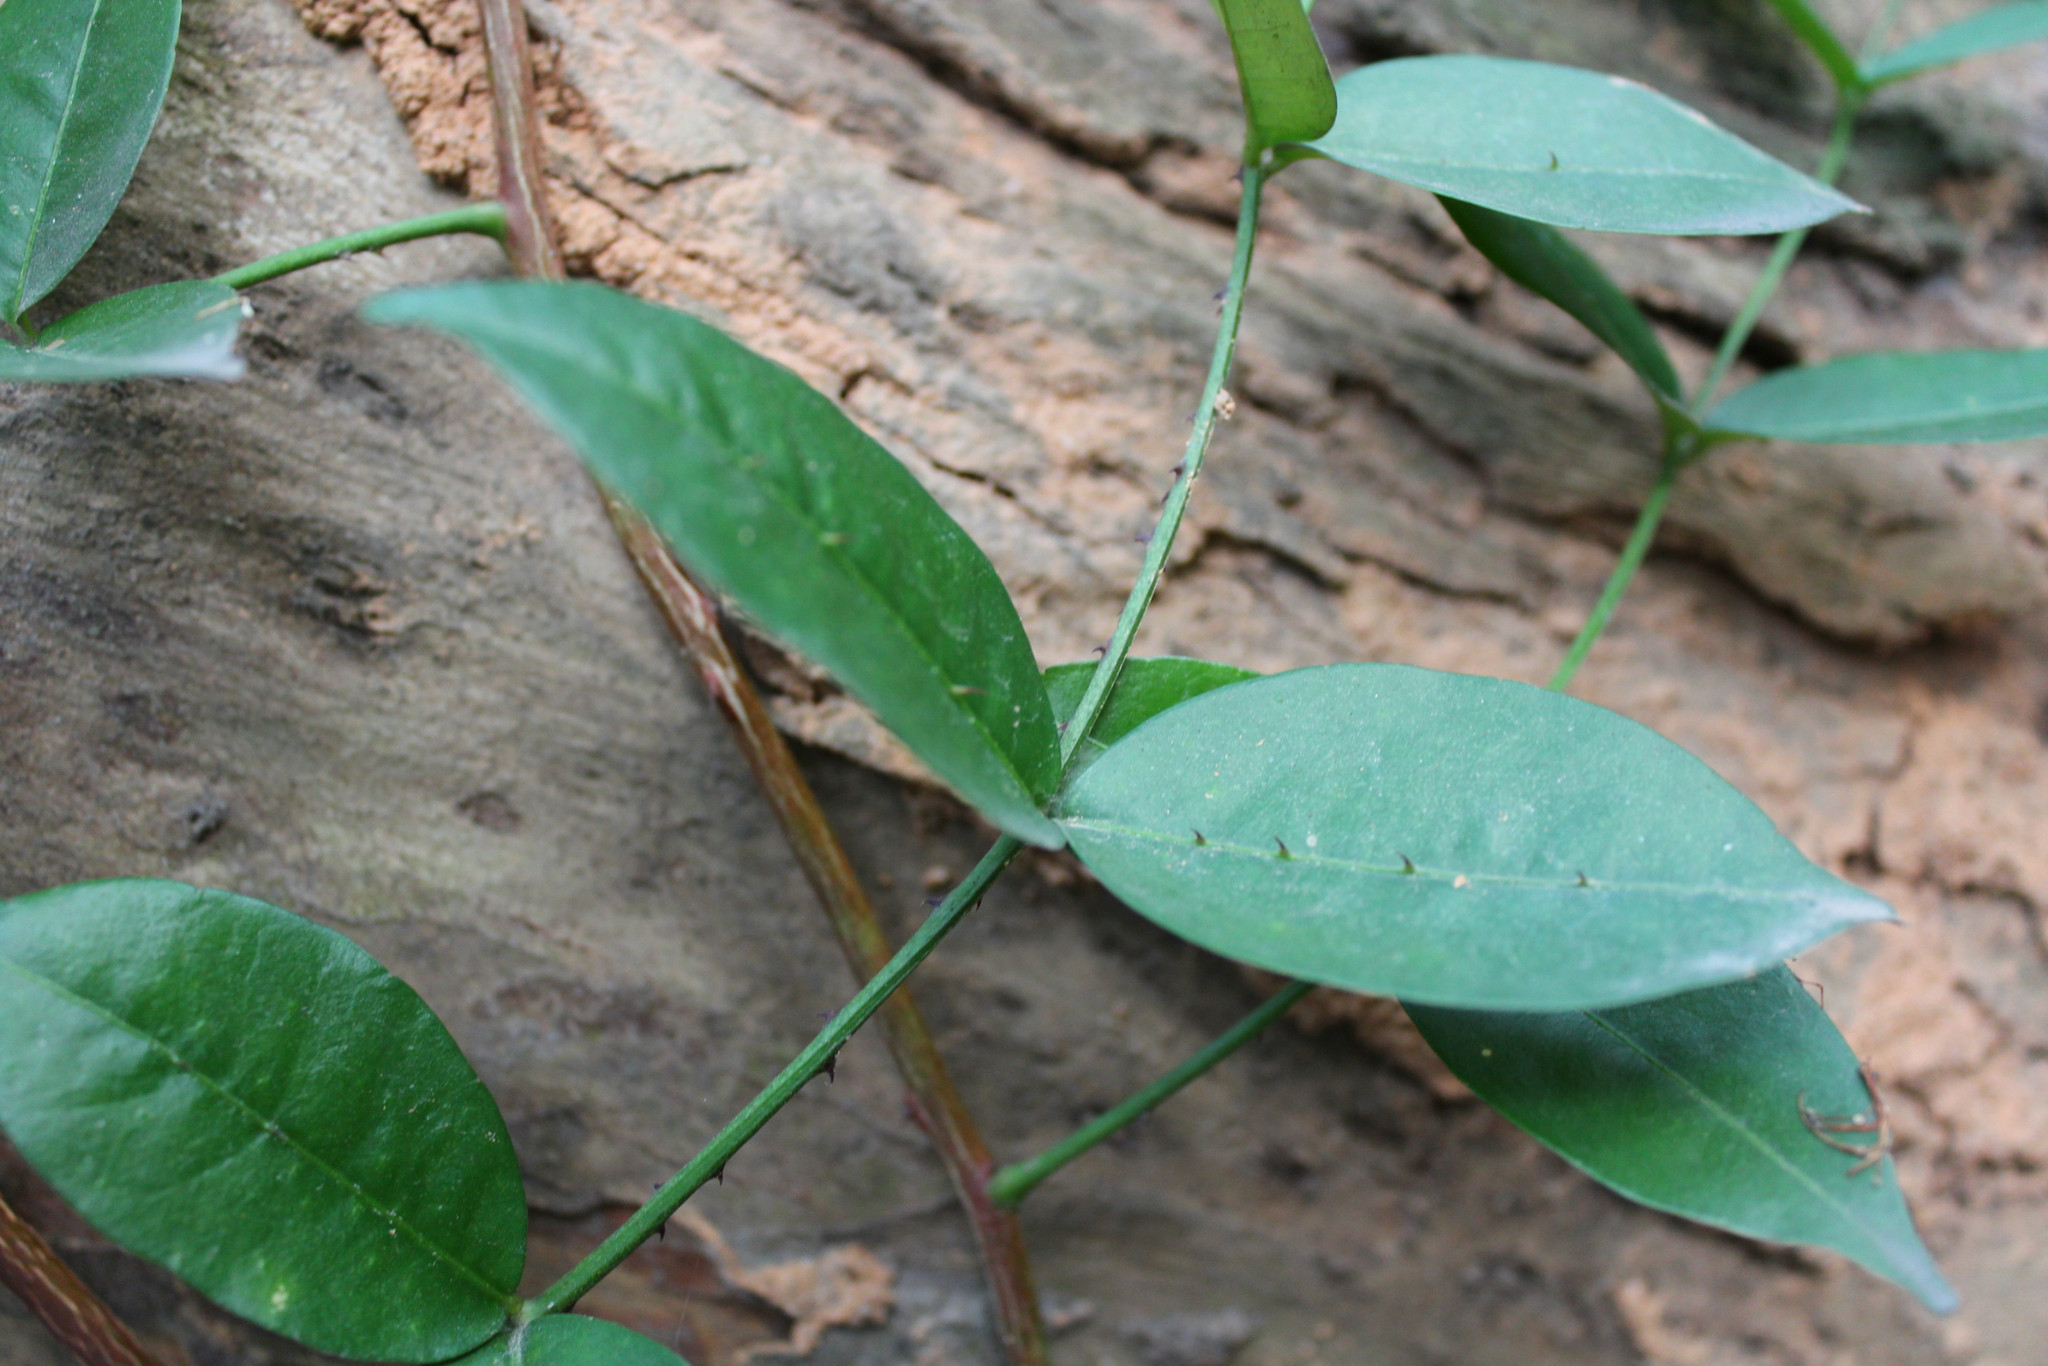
987;981;1312;1208
603;503;1049;1364
525;836;1024;1320
212;204;507;291
1057;164;1265;764
0;1187;157;1366
478;0;563;281
1692;94;1861;415
1547;451;1681;692
1555;87;1864;690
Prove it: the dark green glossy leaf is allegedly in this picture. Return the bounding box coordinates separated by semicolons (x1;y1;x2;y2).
1761;0;1863;89
1296;57;1861;235
455;1316;694;1366
0;880;526;1361
1865;2;2048;85
1045;656;1258;775
367;281;1063;848
1407;968;1956;1313
1439;197;1681;404
1708;349;2048;444
1055;664;1889;1011
1212;0;1337;155
0;0;181;322
0;280;244;382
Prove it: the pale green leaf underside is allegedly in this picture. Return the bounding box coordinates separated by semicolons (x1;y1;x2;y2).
1708;349;2048;444
0;880;526;1362
1213;0;1337;153
1865;2;2048;85
455;1316;694;1365
367;281;1064;848
1056;664;1890;1011
0;280;245;382
1297;56;1862;235
1408;969;1955;1313
0;0;180;322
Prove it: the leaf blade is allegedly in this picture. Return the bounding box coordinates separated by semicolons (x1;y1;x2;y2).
1760;0;1864;89
455;1316;695;1365
1865;1;2048;85
1438;196;1682;403
0;0;181;322
1707;349;2048;444
1055;664;1889;1011
1298;56;1861;235
1407;968;1955;1313
0;880;527;1362
0;280;245;382
1044;656;1259;776
367;281;1064;847
1213;0;1337;155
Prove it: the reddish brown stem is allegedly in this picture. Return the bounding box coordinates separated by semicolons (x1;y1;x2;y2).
0;1189;156;1366
475;7;1049;1362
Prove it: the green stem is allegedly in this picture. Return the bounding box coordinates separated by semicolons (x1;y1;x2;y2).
1691;94;1861;415
987;980;1312;1208
1554;88;1863;692
1546;448;1682;693
523;835;1024;1320
1057;163;1265;764
532;157;1273;1319
213;203;508;292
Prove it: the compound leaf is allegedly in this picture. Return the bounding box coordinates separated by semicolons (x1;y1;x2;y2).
1440;197;1682;404
1407;968;1956;1314
1056;664;1890;1011
0;279;244;382
1045;656;1258;777
1760;0;1863;89
368;281;1063;848
1213;0;1337;156
0;0;180;323
1707;349;2048;445
1295;56;1861;235
0;880;526;1361
455;1316;694;1366
1864;2;2048;85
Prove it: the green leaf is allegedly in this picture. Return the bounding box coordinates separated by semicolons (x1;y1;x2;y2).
1707;349;2048;444
1045;656;1259;776
1407;968;1956;1314
1760;0;1863;90
0;0;181;323
1055;664;1890;1011
0;879;526;1361
1439;197;1682;404
366;281;1064;848
1211;0;1337;156
455;1316;694;1366
1294;56;1862;235
1864;2;2048;85
0;280;244;382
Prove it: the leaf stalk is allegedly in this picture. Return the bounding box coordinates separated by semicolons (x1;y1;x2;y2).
212;203;508;291
987;980;1312;1207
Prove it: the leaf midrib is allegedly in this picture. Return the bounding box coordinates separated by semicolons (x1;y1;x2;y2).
491;322;1053;808
1058;816;1847;904
0;950;518;1314
5;0;107;322
1312;151;1805;187
1578;1008;1909;1267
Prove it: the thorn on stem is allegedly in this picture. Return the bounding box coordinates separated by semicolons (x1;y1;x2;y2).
1134;531;1153;545
1192;829;1207;845
1576;870;1589;888
1091;642;1110;657
823;1049;840;1083
1274;836;1292;859
1399;853;1415;875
